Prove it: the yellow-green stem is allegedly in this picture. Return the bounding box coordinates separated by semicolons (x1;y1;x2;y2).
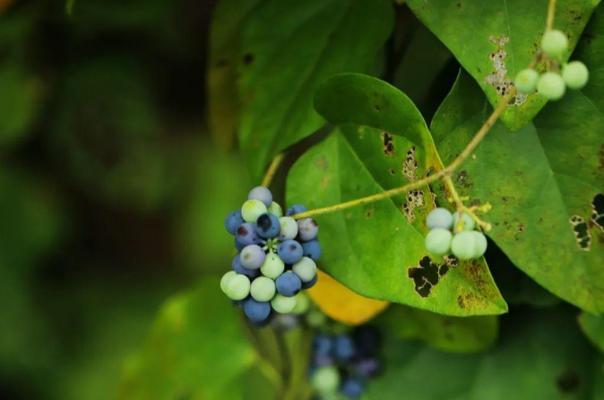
261;153;286;187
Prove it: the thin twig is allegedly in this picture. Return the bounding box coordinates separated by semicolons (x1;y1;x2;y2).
261;153;286;187
546;0;557;31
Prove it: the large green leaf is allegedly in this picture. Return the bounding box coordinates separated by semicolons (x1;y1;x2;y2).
376;305;498;353
579;312;604;352
209;0;393;180
366;308;603;399
406;0;600;130
288;75;507;316
117;278;271;400
431;69;603;312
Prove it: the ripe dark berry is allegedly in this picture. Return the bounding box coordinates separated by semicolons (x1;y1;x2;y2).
224;210;244;235
334;334;355;361
341;378;363;398
255;213;281;239
278;239;303;264
275;271;302;297
242;297;272;325
301;239;321;261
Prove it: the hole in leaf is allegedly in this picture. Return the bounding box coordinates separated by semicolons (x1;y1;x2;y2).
570;215;591;251
381;132;394;156
408;256;456;297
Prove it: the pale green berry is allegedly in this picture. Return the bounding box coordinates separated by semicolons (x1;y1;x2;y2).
250;276;276;302
562;61;589;89
292;293;310;314
451;231;477;260
241;199;267;223
292;257;317;282
471;231;488;258
424;228;452;256
514;68;539;93
426;207;453;230
541;29;568;58
279;216;298;240
537;72;566;100
453;212;475;232
311;366;340;395
220;271;237;294
267;201;283;217
225;274;251;300
260;252;285;279
271;294;297;314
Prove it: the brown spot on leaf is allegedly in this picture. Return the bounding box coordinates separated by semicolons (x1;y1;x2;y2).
570;215;591;250
485;35;527;106
364;208;375;219
402;146;418;181
381;132;394;156
556;369;580;393
243;53;254;65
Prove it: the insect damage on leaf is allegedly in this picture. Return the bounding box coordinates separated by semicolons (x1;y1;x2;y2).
485;35;527;106
408;255;458;297
402;146;418;181
591;193;603;231
381;132;394;156
569;215;591;250
402;189;425;223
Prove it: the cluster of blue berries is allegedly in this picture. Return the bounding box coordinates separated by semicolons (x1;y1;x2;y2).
424;208;487;260
515;29;589;100
221;186;321;325
310;326;382;399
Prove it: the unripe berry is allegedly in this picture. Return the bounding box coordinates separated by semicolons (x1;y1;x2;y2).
541;29;568;59
451;231;476;260
537;72;566;100
514;69;539;93
425;228;452;256
562;61;589;89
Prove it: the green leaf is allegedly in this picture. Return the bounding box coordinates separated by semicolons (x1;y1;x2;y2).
117;278;267;400
288;75;507;316
0;65;39;148
579;312;604;352
209;0;394;180
406;0;600;130
376;305;498;353
366;308;602;399
431;69;603;312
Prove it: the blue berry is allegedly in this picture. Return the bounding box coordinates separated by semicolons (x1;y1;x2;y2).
224;210;244;235
334;335;355;361
313;334;334;356
286;204;308;216
301;240;321;261
232;254;259;278
242;297;272;324
236;223;263;246
297;218;319;241
255;213;281;239
248;186;273;207
277;239;303;264
340;378;363;398
354;357;380;378
275;271;302;297
234;238;246;251
301;274;318;289
240;244;266;269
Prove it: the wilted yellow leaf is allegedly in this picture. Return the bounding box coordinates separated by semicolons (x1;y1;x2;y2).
309;270;389;325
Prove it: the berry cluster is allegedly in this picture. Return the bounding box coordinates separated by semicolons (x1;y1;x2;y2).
515;29;589;100
221;186;321;325
310;326;382;399
424;208;487;260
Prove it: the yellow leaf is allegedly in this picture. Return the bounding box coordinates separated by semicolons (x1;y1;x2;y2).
309;270;389;325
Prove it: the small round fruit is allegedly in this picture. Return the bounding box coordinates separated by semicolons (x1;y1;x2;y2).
255;213;281;239
260;253;285;279
291;293;310;314
220;271;237;294
514;68;539;93
242;298;271;324
562;61;589;89
301;239;321;261
471;231;488;258
313;334;334;356
267;201;283;217
334;334;355;361
537;72;566;100
224;210;244;235
354;358;380;378
292;257;317;282
341;378;363;398
275;271;302;297
236;222;262;246
250;276;276;302
232;254;259;278
426;207;453;230
271;294;297;313
240;244;266;270
241;199;267;223
451;231;477;260
277;239;303;264
278;216;298;240
453;211;475;232
297;218;319;241
225;274;251;301
286;204;308;216
301;274;318;289
541;29;568;58
248;186;273;207
424;228;452;255
311;366;340;395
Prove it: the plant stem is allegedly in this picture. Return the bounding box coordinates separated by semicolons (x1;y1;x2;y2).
261;153;286;187
293;91;513;221
546;0;557;31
